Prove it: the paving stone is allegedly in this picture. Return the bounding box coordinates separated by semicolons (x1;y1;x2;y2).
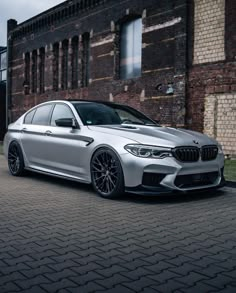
96;273;131;289
203;274;235;290
19;286;48;293
122;276;157;291
150;279;187;293
15;275;51;290
0;156;235;292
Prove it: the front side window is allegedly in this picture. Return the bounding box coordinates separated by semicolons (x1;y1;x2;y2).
51;104;74;126
120;18;142;80
32;104;53;125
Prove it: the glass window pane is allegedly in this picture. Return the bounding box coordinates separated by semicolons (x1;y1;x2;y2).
32;104;53;125
0;52;7;69
133;19;142;78
51;104;74;126
120;18;142;79
24;109;36;124
1;70;6;81
74;103;121;125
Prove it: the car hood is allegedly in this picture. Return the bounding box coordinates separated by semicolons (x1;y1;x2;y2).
88;125;218;148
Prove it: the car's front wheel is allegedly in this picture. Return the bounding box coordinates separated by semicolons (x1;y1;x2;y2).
8;141;25;176
91;148;124;199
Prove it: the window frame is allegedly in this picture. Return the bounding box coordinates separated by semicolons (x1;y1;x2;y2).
29;103;54;126
50;103;76;127
0;51;7;82
23;109;37;125
120;17;142;80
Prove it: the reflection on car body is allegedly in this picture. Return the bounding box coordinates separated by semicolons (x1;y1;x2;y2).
4;100;225;198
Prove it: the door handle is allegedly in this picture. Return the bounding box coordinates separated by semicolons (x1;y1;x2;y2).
21;128;27;133
44;130;52;136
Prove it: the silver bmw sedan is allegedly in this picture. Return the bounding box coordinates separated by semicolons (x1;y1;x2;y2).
3;100;225;198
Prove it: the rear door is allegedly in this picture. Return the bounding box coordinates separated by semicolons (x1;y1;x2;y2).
20;103;54;169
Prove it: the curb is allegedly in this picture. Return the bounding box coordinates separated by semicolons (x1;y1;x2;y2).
226;181;236;188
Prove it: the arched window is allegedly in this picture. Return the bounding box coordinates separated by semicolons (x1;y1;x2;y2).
120;18;142;79
81;32;90;88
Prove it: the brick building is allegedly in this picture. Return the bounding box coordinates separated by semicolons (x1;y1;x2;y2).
0;46;7;141
187;0;236;156
6;0;236;155
7;0;188;125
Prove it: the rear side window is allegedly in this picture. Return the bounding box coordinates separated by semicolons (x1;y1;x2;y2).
32;104;53;125
24;109;36;124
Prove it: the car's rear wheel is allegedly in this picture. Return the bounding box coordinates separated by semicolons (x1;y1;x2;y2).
91;148;124;199
8;141;25;176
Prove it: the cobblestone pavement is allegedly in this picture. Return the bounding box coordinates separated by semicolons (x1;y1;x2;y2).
0;155;236;293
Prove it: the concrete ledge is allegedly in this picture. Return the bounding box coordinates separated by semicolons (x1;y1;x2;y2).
226;181;236;188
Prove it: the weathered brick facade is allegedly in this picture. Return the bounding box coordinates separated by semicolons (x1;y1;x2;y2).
193;0;225;64
7;0;188;127
6;0;236;155
187;0;236;156
204;93;236;156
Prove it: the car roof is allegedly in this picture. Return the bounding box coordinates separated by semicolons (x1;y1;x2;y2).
69;100;119;105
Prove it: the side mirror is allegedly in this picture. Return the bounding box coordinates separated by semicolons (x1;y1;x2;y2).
55;118;78;129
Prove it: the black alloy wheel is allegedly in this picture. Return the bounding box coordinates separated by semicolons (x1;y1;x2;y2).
8;142;25;176
91;148;124;198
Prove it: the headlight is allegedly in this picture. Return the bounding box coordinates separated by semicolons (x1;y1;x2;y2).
218;144;224;154
124;144;173;159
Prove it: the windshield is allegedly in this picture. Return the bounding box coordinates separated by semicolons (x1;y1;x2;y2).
73;102;158;126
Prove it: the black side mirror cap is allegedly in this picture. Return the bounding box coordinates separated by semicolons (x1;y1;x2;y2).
55;118;79;129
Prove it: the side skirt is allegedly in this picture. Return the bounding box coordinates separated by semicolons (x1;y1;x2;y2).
25;167;91;185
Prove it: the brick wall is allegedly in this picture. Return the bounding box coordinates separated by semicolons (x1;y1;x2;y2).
193;0;225;64
187;0;236;156
8;0;188;127
204;94;236;156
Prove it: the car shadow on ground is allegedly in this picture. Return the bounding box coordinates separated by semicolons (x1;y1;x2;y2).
25;170;226;205
124;189;225;204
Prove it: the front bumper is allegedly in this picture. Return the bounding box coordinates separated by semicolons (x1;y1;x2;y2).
120;152;225;195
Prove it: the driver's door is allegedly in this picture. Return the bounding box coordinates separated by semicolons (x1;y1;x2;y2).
42;103;87;179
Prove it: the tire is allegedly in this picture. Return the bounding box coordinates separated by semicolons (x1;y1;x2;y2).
91;148;124;199
8;141;25;176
